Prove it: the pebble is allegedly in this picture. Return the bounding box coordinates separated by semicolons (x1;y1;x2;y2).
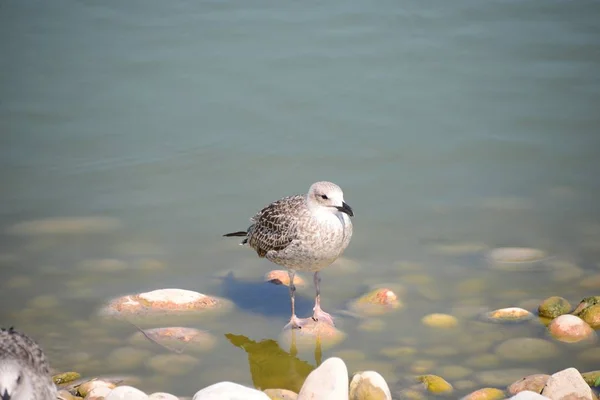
494;338;559;362
193;382;270;400
297;357;348;400
107;347;151;370
507;374;550;396
541;367;593;400
105;386;149;400
579;304;600;329
461;387;505;400
264;270;306;287
415;375;453;394
349;371;392;400
347;288;402;316
482;307;534;323
487;247;547;264
573;296;600;315
148;393;180;400
130;327;217;353
547;314;596;343
537;296;571;318
475;369;542;387
421;313;458;328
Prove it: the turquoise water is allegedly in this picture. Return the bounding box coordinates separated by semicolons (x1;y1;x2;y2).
1;0;600;397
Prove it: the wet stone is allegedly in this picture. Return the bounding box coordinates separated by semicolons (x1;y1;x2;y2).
347;288;402;317
548;314;596;343
537;296;571;318
264;270;306;287
494;338;559;362
415;375;453;394
475;368;542;387
461;388;505;400
481;307;534;323
146;353;200;376
508;374;551;396
130;327;217;353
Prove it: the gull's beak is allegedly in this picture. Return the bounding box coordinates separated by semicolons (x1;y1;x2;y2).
336;202;354;217
1;389;10;400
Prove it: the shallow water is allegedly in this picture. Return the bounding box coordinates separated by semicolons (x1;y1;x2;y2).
1;0;600;397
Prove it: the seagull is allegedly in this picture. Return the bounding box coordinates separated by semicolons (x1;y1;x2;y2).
224;181;354;330
0;327;57;400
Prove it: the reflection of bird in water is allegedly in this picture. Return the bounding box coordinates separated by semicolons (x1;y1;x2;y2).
225;333;318;393
0;327;57;400
224;181;354;330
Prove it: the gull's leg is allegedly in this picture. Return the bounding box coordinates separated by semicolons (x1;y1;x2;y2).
283;269;307;330
312;271;334;326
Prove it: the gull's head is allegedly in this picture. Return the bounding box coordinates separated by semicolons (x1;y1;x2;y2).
307;181;354;217
0;360;26;400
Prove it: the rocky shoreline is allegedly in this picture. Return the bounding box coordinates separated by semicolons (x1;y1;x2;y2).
49;285;600;400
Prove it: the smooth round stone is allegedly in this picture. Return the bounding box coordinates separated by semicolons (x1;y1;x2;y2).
430;242;488;256
105;386;148;400
79;258;128;272
495;338;559;361
482;307;534;323
357;318;386;332
193;382;270;400
507;374;551;396
148;393;180;400
577;347;600;363
28;295;59;309
88;386;113;398
421;313;458;328
579;304;600;329
146;354;199;376
415;375;453;394
264;270;306;287
347;288;402;317
297;357;348;400
487;247;547;264
573;296;600;315
461;387;505;400
410;360;436;374
422;345;459;358
135;258;165;271
580;274;600;289
130;327;217;353
349;371;392;400
548;314;596;343
379;346;417;359
453;380;477;391
475;369;542;387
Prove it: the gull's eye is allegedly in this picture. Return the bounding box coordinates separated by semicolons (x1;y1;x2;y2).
17;374;22;384
320;194;328;200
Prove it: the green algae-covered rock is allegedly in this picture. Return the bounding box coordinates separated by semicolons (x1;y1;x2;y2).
579;304;600;329
573;296;600;315
52;371;81;385
581;370;600;387
538;296;571;318
416;374;453;394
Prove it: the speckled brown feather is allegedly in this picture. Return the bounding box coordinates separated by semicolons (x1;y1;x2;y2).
244;195;306;257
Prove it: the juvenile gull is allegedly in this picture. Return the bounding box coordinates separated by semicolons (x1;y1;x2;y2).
224;181;354;330
0;327;57;400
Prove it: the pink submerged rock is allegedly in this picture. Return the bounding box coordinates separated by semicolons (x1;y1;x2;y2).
548;314;596;343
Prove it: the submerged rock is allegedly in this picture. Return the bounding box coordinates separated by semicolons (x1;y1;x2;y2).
349;371;392;400
537;296;571;318
541;367;593;400
494;338;559;362
279;319;346;351
482;307;534;323
547;314;596;343
347;288;402;316
193;382;269;400
487;247;547;264
421;313;458;329
580;370;600;387
130;326;217;353
579;304;600;329
99;288;232;319
415;375;453;394
264;270;306;287
146;353;199;376
297;357;348;400
573;296;600;315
